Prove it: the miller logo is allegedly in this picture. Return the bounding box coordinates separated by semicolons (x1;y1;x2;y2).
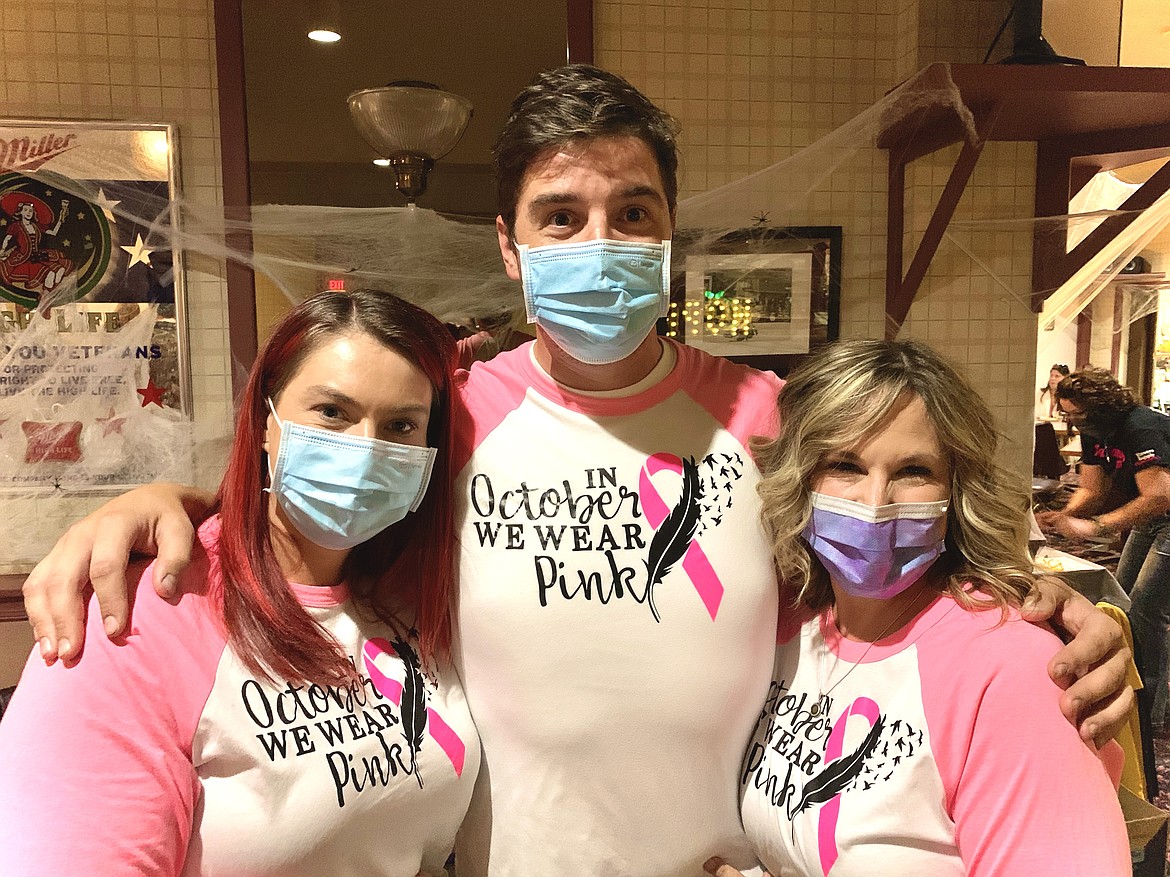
0;133;79;174
0;172;111;310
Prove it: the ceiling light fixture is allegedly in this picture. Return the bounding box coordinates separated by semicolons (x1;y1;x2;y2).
348;80;473;203
307;0;342;44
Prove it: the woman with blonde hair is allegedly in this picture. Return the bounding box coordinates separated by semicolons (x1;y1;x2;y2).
709;339;1127;877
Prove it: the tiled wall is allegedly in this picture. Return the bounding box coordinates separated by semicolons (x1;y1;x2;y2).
914;0;1007;65
898;139;1040;470
0;0;230;568
602;1;897;195
597;0;1040;476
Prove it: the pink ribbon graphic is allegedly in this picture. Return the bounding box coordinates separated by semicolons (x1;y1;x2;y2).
638;452;725;620
817;696;881;874
362;638;466;776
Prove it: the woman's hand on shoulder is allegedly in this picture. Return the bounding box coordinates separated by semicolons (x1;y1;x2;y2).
22;482;212;665
1022;575;1134;747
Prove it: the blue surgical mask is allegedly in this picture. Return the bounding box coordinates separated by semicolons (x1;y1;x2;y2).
518;238;671;365
802;492;949;600
266;400;436;550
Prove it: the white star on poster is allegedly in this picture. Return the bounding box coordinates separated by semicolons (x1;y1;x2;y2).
93;187;121;222
121;234;154;268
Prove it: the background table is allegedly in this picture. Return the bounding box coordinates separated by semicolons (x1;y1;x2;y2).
1034;545;1130;610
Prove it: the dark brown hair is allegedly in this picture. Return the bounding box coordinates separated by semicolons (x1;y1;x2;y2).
493;64;681;235
1055;366;1136;420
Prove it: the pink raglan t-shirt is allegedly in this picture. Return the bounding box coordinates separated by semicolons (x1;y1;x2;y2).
740;593;1129;877
450;339;784;875
0;517;480;876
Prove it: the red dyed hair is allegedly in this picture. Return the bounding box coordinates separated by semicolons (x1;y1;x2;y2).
209;288;456;685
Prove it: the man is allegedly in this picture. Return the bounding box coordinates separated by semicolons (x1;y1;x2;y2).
1039;365;1170;730
25;66;1130;875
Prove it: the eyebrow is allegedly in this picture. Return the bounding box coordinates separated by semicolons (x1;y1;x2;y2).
302;386;430;416
826;449;944;469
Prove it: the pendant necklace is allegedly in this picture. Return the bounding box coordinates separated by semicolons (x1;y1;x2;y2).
809;588;933;718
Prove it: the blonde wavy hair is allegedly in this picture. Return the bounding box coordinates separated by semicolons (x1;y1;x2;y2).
755;339;1035;613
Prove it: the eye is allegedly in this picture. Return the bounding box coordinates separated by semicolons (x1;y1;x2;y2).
900;465;935;478
623;206;648;223
315;403;347;423
385;418;420;438
821;458;861;475
549;210;573;228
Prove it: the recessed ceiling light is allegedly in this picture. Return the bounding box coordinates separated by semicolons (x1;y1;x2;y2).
307;29;341;43
372;158;391;167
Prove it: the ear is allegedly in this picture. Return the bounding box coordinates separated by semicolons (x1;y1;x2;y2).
263;408;277;455
496;215;521;282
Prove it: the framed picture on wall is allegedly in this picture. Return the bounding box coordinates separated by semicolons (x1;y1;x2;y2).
667;226;842;376
681;251;814;356
0;120;191;505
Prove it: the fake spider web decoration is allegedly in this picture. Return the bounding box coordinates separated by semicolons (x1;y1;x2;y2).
0;64;1164;570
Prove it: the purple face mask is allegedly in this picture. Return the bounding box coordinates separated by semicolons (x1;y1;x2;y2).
802;492;949;599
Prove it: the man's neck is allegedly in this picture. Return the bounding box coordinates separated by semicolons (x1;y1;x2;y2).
532;329;664;392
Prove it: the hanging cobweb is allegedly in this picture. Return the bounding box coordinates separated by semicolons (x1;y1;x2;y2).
1;64;1165;571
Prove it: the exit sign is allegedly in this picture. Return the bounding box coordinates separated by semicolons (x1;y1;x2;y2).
327;278;346;291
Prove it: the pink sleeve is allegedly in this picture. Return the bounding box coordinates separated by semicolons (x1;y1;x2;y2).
674;343;784;450
923;619;1129;876
0;561;224;875
451;347;534;475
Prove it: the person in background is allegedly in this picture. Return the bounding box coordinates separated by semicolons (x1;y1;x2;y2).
20;66;1132;875
1036;362;1070;421
0;289;479;875
1040;365;1170;732
709;340;1127;877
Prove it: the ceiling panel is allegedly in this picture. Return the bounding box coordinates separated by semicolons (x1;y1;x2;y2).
242;1;568;169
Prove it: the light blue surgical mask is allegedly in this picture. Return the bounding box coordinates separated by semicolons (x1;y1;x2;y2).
802;492;949;600
518;238;671;365
266;400;436;550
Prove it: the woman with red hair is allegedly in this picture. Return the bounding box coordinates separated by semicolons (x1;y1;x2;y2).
0;289;479;876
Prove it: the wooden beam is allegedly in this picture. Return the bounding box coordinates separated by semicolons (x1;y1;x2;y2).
1033;138;1075;310
0;577;26;623
1058;121;1170;172
213;0;257;395
1063;157;1170;283
1111;288;1125;376
885;151;906;339
1033;125;1170;309
1076;311;1092;367
886;104;999;338
566;0;593;65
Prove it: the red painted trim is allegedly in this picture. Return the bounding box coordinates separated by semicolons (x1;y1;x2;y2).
885;153;905;340
0;577;26;623
1111;288;1124;375
886;105;998;338
213;0;257;394
1076;311;1092;367
567;0;593;65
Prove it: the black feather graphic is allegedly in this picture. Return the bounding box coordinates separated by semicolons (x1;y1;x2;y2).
644;456;702;622
394;638;428;789
788;714;885;820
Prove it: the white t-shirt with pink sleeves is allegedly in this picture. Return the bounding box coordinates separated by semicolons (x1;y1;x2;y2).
740;593;1129;877
451;339;783;876
0;518;479;877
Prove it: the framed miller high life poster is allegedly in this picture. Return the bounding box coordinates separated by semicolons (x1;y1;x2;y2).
0;120;191;511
